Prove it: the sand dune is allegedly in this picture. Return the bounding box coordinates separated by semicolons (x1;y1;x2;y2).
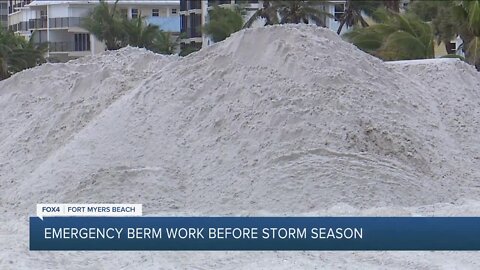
1;25;480;269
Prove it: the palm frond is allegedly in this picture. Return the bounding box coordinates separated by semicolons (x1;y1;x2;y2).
343;10;434;61
466;36;480;65
244;9;263;28
379;30;431;60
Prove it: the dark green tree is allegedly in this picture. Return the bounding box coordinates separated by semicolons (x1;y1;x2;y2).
274;0;333;26
337;0;382;34
124;16;160;48
409;1;457;52
151;31;178;55
204;6;244;43
409;0;480;70
83;0;126;50
244;0;279;28
344;9;434;61
453;0;480;70
244;0;332;28
383;0;400;13
83;0;177;54
0;29;45;80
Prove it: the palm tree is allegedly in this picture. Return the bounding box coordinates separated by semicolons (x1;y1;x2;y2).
84;0;177;55
343;9;434;61
408;1;457;52
244;0;278;28
274;0;332;26
204;5;244;42
123;15;160;48
0;29;45;80
383;0;400;13
244;0;332;28
0;42;12;79
453;0;480;70
336;0;400;34
409;0;445;21
83;0;126;50
123;15;179;54
337;0;382;34
9;39;45;73
152;31;178;55
410;0;480;70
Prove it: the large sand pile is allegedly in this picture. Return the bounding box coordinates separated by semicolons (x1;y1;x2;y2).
1;25;480;269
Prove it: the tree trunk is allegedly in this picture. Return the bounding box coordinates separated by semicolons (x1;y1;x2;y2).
337;0;351;35
459;30;475;63
337;19;346;35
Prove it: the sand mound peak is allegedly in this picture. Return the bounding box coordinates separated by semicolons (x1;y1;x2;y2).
186;24;384;84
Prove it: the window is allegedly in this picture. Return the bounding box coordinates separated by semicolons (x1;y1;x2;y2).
190;0;201;9
191;13;202;38
74;33;90;52
131;8;139;18
180;0;187;11
334;4;344;21
446;42;456;55
152;8;159;17
0;3;7;15
180;14;187;33
171;8;177;14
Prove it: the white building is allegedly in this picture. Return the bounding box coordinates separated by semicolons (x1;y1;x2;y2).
0;0;7;28
8;0;179;61
180;0;347;51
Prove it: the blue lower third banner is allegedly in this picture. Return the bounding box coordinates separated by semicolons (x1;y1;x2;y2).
30;217;480;250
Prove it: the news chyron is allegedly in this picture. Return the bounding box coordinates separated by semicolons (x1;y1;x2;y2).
30;204;480;251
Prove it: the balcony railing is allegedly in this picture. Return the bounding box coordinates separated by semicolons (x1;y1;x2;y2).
49;41;72;52
29;18;47;29
28;17;84;29
9;21;28;32
49;41;90;53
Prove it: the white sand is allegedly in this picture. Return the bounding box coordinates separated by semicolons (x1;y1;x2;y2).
1;25;480;269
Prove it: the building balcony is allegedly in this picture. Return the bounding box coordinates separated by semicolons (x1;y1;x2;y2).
180;0;202;11
28;18;47;29
28;17;85;30
50;17;84;29
48;41;90;53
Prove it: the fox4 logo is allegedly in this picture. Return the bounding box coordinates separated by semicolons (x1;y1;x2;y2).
42;206;60;213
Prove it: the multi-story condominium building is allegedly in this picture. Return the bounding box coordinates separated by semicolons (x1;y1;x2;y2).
8;0;179;61
180;0;347;50
0;0;9;28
